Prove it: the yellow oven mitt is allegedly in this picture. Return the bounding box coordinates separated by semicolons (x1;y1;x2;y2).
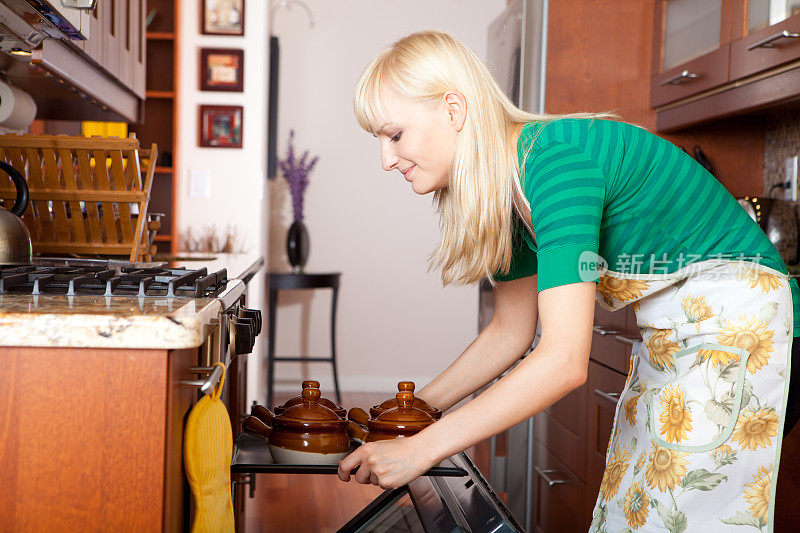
183;362;235;533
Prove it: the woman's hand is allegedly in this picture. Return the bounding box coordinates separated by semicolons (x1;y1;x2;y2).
337;436;436;489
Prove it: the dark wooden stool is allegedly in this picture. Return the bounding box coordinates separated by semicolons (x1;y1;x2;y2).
267;272;342;408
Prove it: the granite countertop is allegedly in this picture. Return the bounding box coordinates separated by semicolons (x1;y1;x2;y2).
0;253;265;350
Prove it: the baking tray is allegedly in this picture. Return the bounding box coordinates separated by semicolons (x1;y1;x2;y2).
231;433;468;476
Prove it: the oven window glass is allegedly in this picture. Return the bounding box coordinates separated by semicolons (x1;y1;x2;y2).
353;492;424;532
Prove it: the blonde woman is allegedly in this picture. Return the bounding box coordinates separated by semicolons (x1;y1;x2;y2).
337;31;798;532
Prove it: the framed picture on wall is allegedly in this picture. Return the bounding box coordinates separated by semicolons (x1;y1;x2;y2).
199;105;243;148
200;48;244;92
201;0;245;36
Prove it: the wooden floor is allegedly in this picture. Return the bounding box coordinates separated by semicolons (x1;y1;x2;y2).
242;390;491;532
241;389;800;532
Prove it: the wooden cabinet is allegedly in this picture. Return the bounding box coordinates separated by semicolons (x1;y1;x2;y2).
531;442;588;533
730;4;800;80
535;384;587;480
0;345;198;531
652;0;800;131
530;303;639;532
651;0;734;107
585;360;628;519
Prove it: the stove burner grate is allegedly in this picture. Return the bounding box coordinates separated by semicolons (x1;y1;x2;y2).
0;264;228;298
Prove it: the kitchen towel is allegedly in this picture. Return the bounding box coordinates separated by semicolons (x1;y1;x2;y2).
184;362;235;533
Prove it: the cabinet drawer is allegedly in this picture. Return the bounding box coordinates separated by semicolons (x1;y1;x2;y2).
535;383;587;480
730;13;800;81
651;45;731;107
586;360;627;507
532;441;589;533
592;305;638;375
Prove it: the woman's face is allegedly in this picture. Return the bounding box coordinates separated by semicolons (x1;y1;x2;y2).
374;88;462;195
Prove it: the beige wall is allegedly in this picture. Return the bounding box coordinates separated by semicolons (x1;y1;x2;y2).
268;0;506;394
177;0;269;407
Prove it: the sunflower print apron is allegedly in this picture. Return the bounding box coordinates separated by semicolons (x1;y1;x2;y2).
589;260;793;533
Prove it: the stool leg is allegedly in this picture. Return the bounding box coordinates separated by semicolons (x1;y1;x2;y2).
267;287;278;409
330;286;342;404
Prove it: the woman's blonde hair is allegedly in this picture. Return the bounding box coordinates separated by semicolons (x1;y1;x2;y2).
354;30;610;286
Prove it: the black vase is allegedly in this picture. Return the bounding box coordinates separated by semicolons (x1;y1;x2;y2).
286;219;309;272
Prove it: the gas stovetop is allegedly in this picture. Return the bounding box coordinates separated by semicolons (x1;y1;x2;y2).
0;259;229;298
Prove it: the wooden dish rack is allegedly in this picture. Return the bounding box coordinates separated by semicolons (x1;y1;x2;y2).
0;134;158;262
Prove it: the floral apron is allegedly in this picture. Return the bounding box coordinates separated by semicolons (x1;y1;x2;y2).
589;260;793;533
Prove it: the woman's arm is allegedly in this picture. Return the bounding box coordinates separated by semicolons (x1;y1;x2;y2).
416;274;540;412
338;281;595;489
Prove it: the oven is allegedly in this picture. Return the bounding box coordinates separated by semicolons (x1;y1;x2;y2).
0;255;263;416
0;256;263;530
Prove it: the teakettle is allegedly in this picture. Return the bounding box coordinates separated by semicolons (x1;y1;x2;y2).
0;161;32;264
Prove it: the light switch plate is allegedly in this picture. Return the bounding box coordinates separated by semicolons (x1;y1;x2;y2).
786;155;798;202
188;169;211;198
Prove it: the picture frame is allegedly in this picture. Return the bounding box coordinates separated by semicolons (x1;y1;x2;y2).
198;105;243;148
201;0;245;36
200;48;244;92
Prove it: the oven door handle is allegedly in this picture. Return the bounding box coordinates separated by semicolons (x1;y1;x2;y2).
180;365;224;395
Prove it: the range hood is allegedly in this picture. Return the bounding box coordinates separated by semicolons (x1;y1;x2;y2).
0;0;142;123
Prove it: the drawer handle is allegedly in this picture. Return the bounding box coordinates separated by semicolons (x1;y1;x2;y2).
592;326;620;336
747;30;799;50
534;467;572;487
594;389;620;405
659;70;700;86
614;335;640;345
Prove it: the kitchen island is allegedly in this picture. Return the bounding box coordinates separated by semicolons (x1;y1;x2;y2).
0;253;263;532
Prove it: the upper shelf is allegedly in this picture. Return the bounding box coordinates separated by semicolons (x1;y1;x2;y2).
146;32;175;40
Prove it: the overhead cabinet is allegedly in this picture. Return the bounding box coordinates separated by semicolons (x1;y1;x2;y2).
1;0;146;122
651;0;800;131
651;0;733;107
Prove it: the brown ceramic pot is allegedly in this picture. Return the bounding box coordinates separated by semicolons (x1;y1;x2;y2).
369;381;441;420
273;380;346;418
348;391;436;442
242;388;352;464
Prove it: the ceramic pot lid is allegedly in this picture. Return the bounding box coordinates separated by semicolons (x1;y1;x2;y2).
275;380;345;417
275;388;344;429
372;381;441;418
372;392;435;429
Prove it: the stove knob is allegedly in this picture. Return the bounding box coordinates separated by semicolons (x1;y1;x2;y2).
231;316;256;356
239;307;262;335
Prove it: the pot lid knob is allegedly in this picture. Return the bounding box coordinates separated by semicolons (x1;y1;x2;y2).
396;391;414;409
302;380;320;389
397;381;415;393
376;391;435;426
280;386;341;422
303;387;321;407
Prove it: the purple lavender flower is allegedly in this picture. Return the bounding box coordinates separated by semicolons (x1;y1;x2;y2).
278;130;319;222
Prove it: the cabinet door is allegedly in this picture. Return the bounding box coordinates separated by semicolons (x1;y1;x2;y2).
651;0;734;107
585;360;627;522
532;441;589;533
534;383;587;480
730;2;800;80
591;304;629;375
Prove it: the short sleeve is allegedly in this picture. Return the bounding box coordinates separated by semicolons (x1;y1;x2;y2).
523;140;605;291
493;221;538;282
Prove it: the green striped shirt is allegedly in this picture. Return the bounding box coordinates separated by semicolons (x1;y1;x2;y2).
495;118;800;336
